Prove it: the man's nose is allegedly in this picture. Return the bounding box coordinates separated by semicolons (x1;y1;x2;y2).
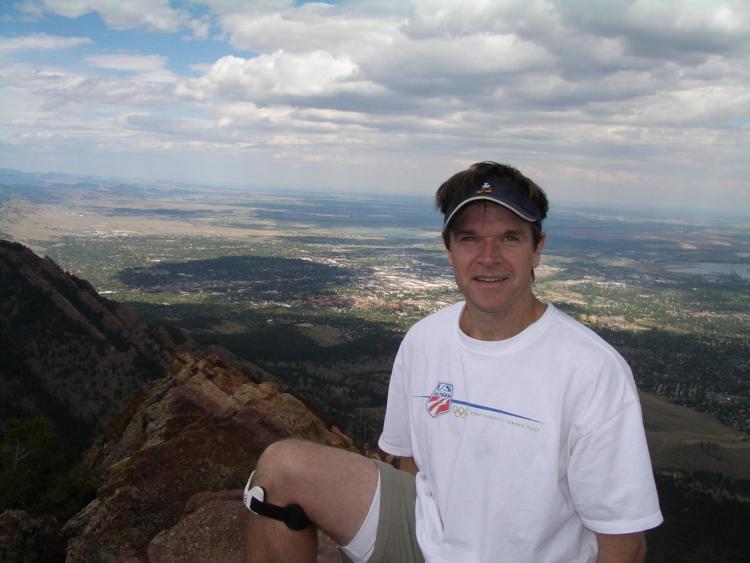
478;238;503;263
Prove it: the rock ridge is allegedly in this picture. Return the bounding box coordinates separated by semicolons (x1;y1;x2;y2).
66;351;354;562
0;240;188;447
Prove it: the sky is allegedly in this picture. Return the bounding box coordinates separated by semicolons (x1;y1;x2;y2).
0;1;748;214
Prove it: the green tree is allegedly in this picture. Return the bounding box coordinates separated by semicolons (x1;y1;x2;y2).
0;416;96;522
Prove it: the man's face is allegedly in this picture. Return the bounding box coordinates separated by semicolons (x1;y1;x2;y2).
447;202;544;323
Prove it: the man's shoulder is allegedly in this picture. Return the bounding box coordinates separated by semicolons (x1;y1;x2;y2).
413;301;463;327
405;301;463;340
546;305;631;371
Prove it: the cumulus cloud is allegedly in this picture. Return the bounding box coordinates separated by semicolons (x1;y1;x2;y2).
217;3;399;54
175;51;381;101
86;53;167;72
186;17;211;40
1;0;748;209
85;53;177;83
17;0;205;36
0;64;175;121
557;0;750;56
192;0;749;123
0;33;92;54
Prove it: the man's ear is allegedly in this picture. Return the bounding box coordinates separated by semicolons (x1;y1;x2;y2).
444;232;454;267
532;233;546;268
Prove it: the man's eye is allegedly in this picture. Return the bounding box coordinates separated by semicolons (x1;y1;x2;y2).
504;235;520;241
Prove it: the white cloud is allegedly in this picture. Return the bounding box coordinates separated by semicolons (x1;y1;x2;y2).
218;3;400;54
361;32;553;97
176;51;370;101
18;0;190;33
186;18;211;40
403;0;558;37
559;166;643;185
0;33;92;54
213;102;297;128
1;1;748;211
556;0;750;56
0;64;175;122
85;53;166;72
631;85;750;126
85;53;177;83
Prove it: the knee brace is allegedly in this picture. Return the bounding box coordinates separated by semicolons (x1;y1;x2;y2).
243;470;311;531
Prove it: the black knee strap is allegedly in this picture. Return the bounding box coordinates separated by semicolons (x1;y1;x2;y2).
243;473;311;531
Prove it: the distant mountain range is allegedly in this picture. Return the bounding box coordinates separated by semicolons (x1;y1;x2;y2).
0;168;208;205
0;168;103;187
0;167;159;190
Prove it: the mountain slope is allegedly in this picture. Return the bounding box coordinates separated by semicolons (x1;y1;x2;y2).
0;240;187;448
641;391;750;480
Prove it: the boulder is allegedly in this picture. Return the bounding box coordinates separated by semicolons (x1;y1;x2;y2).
64;353;354;561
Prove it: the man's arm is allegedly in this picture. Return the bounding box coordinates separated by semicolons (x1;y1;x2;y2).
595;532;646;563
397;456;418;475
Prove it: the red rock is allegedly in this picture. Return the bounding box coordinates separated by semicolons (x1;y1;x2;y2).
65;353;353;561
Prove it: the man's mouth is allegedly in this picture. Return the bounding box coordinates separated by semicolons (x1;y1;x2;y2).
474;276;507;283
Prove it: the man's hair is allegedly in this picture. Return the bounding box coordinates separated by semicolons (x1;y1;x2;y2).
435;161;549;249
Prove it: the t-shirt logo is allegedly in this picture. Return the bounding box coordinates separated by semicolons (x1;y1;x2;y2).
426;382;453;417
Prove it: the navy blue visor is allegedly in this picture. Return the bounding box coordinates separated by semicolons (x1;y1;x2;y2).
442;176;543;233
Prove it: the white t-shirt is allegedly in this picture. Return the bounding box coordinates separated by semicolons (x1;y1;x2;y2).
379;302;663;563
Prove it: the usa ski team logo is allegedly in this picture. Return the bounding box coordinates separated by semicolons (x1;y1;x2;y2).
426;382;453;417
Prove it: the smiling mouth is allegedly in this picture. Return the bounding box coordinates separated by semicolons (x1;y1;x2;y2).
474;276;507;283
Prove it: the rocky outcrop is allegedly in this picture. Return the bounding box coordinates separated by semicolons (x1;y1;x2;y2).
0;240;189;448
0;510;65;562
0;240;357;561
146;490;248;563
146;491;342;563
64;352;354;562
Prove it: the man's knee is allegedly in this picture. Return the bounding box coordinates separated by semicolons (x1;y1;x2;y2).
253;439;318;500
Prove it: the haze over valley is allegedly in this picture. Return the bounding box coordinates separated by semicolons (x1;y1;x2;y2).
2;168;748;440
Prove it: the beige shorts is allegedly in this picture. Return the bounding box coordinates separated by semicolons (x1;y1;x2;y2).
342;459;424;563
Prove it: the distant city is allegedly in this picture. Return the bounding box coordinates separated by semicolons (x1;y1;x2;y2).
1;168;748;440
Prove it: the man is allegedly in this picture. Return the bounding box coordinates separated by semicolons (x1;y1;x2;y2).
245;162;663;562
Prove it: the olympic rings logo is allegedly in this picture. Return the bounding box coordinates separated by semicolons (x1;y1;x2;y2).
452;406;468;418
